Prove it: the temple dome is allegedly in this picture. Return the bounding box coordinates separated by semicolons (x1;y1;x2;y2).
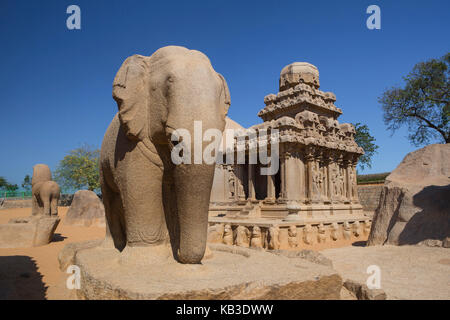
279;62;320;91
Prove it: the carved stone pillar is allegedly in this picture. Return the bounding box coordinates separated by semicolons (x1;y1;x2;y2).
278;147;287;202
264;169;276;203
305;146;315;204
248;163;256;202
321;157;330;204
328;153;335;204
235;164;246;202
336;153;344;203
284;150;303;202
344;159;351;203
350;158;359;203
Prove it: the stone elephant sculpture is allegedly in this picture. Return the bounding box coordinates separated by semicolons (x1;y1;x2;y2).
100;46;230;264
31;164;60;216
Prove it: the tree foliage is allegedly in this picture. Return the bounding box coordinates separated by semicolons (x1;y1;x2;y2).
353;122;379;171
0;176;19;192
0;176;7;189
379;53;450;146
22;174;31;191
54;144;100;192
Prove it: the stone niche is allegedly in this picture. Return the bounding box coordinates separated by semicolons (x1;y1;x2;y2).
209;62;370;250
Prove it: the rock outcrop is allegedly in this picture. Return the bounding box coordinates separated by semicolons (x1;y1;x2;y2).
0;215;60;248
59;243;342;300
64;190;105;227
368;144;450;246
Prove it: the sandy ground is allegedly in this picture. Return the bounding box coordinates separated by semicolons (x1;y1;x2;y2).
0;207;369;300
2;207;447;300
322;245;450;300
0;207;104;299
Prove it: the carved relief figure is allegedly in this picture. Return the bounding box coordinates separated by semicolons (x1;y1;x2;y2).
338;167;346;199
350;166;358;200
236;174;245;200
235;225;250;247
250;226;263;248
331;164;340;199
330;222;339;241
303;224;313;245
227;169;235;199
268;225;280;250
288;225;299;248
223;224;234;245
311;161;322;200
317;222;326;243
320;163;327;198
343;221;352;240
353;221;361;237
364;220;372;235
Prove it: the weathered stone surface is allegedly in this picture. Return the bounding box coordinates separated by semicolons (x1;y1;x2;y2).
68;243;341;300
368;144;450;246
270;249;333;267
343;280;386;300
322;245;450;300
443;237;450;248
417;239;443;247
64;190;105;227
0;216;60;248
31;164;60;216
58;239;104;271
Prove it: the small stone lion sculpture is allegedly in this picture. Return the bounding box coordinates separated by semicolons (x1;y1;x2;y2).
250;226;263;248
31;164;60;216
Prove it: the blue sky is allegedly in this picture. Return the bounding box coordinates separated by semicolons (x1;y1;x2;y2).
0;0;449;188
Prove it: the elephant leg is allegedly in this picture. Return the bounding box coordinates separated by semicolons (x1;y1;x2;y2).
31;195;39;216
101;173;126;251
50;195;58;216
43;198;51;216
120;157;168;248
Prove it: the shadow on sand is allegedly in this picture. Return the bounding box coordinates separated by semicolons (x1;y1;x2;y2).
352;241;367;247
0;256;47;300
52;233;67;243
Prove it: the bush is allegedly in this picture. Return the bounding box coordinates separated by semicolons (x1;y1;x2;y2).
357;172;390;185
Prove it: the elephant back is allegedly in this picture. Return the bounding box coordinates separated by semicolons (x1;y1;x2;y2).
32;164;52;186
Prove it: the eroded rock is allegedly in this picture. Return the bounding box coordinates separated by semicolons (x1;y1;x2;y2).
64;190;105;227
368;144;450;246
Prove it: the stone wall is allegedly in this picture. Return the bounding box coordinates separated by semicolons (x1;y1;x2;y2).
0;199;32;209
357;184;383;212
0;194;75;210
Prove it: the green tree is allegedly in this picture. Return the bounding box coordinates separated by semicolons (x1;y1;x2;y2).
5;184;18;192
379;53;450;146
0;176;19;192
22;174;32;191
353;122;379;171
54;144;100;192
0;176;7;189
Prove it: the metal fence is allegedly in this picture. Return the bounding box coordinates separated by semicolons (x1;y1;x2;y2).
1;191;33;199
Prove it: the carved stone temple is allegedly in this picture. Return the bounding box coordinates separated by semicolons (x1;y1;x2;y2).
208;62;371;250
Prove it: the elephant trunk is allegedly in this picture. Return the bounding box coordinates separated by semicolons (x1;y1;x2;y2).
173;163;215;264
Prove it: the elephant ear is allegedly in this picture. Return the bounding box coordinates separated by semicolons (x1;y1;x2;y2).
113;54;149;141
217;73;231;116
